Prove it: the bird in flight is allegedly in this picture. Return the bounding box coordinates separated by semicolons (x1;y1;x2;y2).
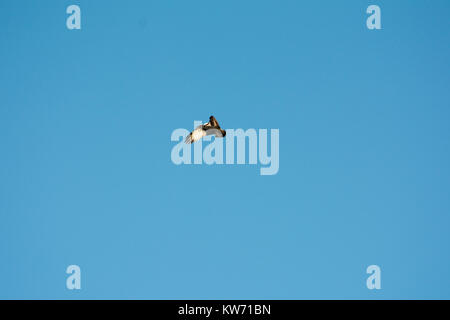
185;115;227;144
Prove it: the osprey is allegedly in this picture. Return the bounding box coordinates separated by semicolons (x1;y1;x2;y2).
185;115;227;144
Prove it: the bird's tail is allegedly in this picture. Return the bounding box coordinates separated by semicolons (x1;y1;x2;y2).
185;133;193;144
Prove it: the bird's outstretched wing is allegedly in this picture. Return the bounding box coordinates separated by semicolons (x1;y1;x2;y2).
209;115;220;128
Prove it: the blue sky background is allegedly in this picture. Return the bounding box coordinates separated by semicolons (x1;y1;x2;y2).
1;0;450;299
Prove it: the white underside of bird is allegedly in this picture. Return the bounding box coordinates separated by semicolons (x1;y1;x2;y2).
190;125;207;142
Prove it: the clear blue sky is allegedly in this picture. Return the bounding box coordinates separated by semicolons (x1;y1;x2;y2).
1;0;450;299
